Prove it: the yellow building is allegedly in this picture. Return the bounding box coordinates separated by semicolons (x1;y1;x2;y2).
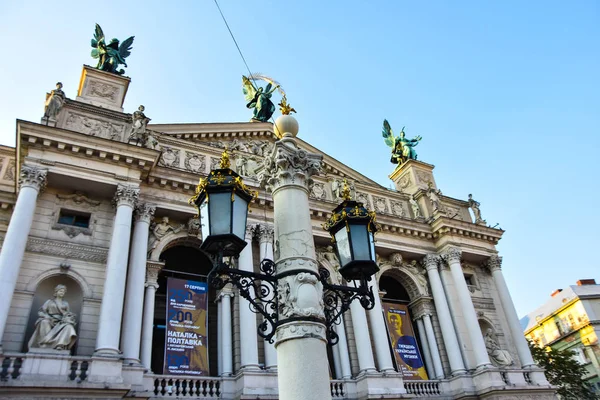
521;279;600;392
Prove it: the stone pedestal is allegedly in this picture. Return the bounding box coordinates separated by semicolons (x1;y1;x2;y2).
76;65;131;112
388;159;437;195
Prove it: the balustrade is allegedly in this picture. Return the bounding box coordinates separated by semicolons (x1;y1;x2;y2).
148;374;221;398
404;380;441;396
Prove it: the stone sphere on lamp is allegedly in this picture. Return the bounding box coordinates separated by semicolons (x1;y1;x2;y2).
274;114;299;138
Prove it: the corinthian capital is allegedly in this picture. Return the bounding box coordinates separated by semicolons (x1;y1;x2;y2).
19;165;47;192
485;255;503;272
256;223;274;244
245;224;255;241
112;184;139;208
259;139;323;193
135;202;156;223
422;254;441;271
145;261;164;287
441;246;462;265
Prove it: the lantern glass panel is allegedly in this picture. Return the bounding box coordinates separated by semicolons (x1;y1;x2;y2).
232;193;248;239
369;231;376;261
335;227;351;266
208;192;232;235
349;224;370;260
199;198;210;240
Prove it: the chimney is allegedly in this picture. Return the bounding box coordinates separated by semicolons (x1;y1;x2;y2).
576;279;596;286
551;289;563;297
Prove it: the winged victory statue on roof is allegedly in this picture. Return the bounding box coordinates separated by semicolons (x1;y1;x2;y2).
381;119;422;165
90;24;134;75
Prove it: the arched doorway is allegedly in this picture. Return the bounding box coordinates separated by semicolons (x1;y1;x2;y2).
150;243;219;376
379;272;429;380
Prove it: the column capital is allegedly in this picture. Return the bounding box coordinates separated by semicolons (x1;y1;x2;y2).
485;255;503;272
145;261;164;287
259;138;323;193
19;165;47;192
441;246;462;265
113;184;139;208
245;224;255;241
422;254;441;271
256;223;274;244
134;202;156;223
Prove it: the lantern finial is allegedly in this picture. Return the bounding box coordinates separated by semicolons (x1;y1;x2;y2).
341;179;352;201
220;147;231;169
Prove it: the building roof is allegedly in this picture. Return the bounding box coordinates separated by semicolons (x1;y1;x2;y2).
520;283;600;332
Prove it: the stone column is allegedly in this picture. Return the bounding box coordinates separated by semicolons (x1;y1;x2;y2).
263;117;331;400
350;299;377;374
442;247;491;369
415;317;435;379
335;317;352;379
217;294;223;376
368;279;395;372
219;288;234;376
423;254;466;375
486;255;535;368
121;203;156;364
423;314;444;379
257;223;278;371
0;166;46;347
95;184;139;356
141;261;163;371
237;225;260;370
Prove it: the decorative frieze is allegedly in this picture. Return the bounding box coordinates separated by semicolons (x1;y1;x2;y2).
310;182;326;200
390;200;406;217
372;196;387;214
56;192;101;209
26;237;108;263
184;151;206;173
159;146;180;167
65;112;125;141
2;160;14;182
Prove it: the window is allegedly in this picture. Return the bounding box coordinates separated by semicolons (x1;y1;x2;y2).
58;209;91;228
464;275;474;286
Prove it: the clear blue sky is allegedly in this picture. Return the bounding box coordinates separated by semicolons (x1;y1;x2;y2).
0;1;598;317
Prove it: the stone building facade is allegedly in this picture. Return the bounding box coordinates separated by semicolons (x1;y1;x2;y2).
0;66;556;399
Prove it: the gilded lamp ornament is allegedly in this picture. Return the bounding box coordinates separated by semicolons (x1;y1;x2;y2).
189;148;256;256
323;180;380;281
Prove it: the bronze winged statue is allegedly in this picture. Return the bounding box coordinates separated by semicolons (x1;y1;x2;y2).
90;24;134;75
382;119;422;164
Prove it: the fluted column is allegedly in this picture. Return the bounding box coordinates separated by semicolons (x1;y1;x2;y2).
95;184;139;356
257;223;278;371
0;166;46;347
350;299;377;374
368;279;395;372
264;121;331;400
442;247;491;369
219;288;234;376
415;317;435;379
141;261;163;371
238;225;260;370
486;255;535;368
423;314;444;379
423;255;466;375
121;203;156;364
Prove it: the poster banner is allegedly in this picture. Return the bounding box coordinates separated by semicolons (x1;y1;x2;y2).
163;278;209;375
382;302;428;380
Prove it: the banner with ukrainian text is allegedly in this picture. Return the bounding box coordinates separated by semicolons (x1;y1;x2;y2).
163;278;209;375
382;302;428;380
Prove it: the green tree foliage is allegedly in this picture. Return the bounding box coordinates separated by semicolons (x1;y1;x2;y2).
528;340;599;399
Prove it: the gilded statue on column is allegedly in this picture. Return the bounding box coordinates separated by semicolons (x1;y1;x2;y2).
90;24;135;75
381;119;422;165
28;285;78;351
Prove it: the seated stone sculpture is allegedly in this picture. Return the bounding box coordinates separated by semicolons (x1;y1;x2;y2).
485;328;514;366
28;284;78;351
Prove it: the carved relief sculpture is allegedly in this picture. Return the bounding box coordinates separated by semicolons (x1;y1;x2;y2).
184;152;206;173
159;147;180;167
484;328;514;366
331;178;355;201
373;196;387;214
43;82;66;123
187;217;201;237
234;155;248;176
391;201;405;217
28;285;77;351
56;191;101;209
310;182;326;200
409;195;423;219
148;216;183;253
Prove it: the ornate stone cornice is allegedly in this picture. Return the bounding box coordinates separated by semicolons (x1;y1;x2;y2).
441;246;462;265
259;139;323;193
112;184;139;208
145;261;164;287
26;237;108;263
19;165;47;192
135;202;156;223
256;223;274;244
422;254;441;271
485;255;503;272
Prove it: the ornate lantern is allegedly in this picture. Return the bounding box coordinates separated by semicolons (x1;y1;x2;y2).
189;149;256;257
323;181;380;281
